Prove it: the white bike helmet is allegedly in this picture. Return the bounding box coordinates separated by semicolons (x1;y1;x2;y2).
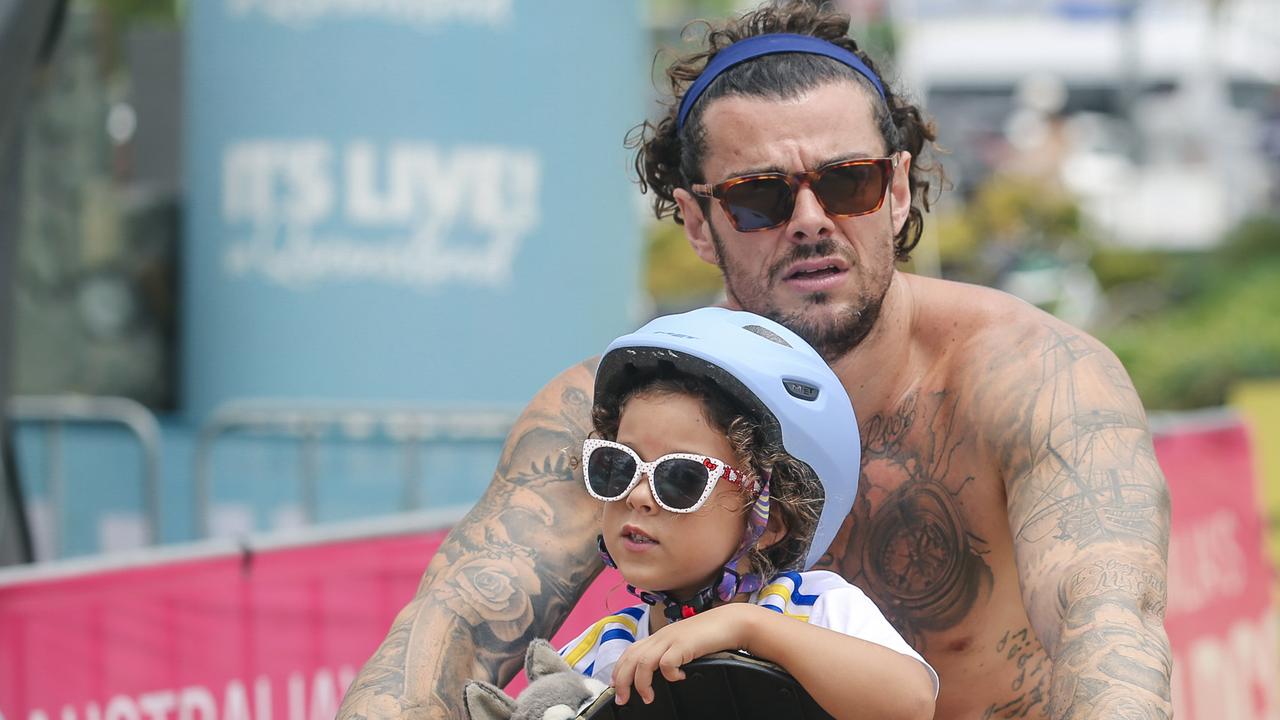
594;307;859;574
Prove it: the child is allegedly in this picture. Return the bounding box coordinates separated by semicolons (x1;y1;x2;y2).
558;308;937;720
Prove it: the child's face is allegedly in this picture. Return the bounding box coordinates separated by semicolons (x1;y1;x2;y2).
600;391;752;600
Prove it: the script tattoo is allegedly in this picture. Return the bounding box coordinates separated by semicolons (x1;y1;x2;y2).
1061;560;1167;619
820;390;992;648
982;627;1050;719
338;360;601;720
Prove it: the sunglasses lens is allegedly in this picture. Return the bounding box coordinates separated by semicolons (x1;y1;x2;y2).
815;162;887;216
587;446;637;499
721;177;794;231
653;458;712;510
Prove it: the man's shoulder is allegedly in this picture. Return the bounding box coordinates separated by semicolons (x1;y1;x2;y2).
907;274;1109;365
905;274;1139;426
907;275;1148;448
522;355;601;416
909;274;1050;330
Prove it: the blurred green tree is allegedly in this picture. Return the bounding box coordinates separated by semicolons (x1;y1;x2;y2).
1102;215;1280;410
97;0;176;22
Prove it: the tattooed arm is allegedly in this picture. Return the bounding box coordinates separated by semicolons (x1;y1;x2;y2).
337;360;602;720
1000;328;1172;720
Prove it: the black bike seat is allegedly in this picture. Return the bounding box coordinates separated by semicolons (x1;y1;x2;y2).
577;651;832;719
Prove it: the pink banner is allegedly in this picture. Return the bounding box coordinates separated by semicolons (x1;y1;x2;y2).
1160;422;1278;719
0;531;446;720
0;526;630;720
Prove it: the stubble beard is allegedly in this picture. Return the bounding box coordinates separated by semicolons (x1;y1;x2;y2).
711;228;891;363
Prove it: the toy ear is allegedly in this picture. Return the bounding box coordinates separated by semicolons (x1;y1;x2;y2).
525;639;573;681
464;680;517;720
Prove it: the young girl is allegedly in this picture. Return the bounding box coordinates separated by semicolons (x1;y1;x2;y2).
558;308;937;720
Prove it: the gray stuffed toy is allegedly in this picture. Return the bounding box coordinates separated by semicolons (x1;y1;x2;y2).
464;639;609;720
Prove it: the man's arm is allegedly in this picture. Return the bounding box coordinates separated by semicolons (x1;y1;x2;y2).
997;326;1172;719
338;359;603;720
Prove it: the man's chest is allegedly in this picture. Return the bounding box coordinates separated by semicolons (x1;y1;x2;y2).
810;389;1056;717
812;389;1011;649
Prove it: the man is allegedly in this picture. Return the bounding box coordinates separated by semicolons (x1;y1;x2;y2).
339;3;1172;718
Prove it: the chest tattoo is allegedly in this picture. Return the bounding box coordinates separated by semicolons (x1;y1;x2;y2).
818;390;993;648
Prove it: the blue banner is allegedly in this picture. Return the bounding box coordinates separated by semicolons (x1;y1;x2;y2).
184;0;645;418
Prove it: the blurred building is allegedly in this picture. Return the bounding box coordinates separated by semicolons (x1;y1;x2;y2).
895;0;1280;249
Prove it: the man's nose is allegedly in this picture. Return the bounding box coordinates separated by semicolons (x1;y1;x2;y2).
785;184;835;243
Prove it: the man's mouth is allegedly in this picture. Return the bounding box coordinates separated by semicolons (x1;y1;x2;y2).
786;264;843;281
781;258;849;290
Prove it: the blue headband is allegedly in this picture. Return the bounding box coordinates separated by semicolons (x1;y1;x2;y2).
676;33;886;132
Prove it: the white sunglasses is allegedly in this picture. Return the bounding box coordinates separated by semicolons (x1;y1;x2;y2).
581;438;758;513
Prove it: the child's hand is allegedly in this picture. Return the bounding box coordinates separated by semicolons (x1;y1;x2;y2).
611;603;760;705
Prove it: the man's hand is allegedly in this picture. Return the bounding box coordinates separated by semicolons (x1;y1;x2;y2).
610;603;754;705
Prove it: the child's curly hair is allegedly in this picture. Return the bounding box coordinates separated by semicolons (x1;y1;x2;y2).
590;365;823;583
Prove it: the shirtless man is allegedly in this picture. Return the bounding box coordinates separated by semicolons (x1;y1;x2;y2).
338;3;1172;718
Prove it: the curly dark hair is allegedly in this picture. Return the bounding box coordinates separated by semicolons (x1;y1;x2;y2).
629;0;943;261
590;367;822;584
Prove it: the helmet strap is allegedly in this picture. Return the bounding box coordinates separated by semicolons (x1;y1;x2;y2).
626;582;720;622
596;534;617;568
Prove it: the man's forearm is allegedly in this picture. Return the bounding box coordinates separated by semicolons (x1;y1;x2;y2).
338;535;599;720
1047;560;1172;720
339;361;604;720
337;593;450;720
338;521;599;719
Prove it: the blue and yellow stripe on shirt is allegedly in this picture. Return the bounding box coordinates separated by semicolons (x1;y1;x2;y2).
560;606;645;674
756;571;821;620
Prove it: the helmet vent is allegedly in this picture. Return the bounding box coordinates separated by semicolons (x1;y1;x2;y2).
741;324;792;347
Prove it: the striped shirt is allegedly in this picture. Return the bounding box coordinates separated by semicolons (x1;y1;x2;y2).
558;570;938;696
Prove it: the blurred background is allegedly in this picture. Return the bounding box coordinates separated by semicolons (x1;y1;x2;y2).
0;0;1277;717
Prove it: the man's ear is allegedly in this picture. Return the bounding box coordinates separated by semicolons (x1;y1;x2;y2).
889;151;913;237
673;187;720;267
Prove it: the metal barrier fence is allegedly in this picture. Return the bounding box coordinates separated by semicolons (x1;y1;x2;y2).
7;395;521;553
5;395;163;557
193;399;520;538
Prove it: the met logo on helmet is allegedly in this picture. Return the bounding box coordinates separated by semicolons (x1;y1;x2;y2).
782;380;820;401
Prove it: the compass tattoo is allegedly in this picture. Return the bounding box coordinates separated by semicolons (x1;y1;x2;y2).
819;390;993;648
